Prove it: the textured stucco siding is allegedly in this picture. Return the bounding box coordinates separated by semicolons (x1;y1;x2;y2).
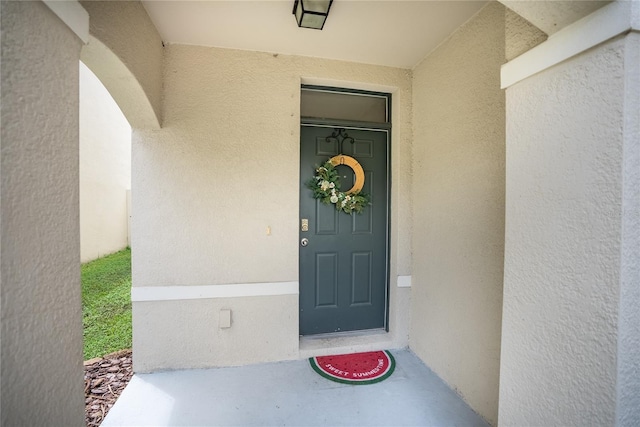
617;30;640;427
133;295;299;371
505;7;547;61
80;62;131;262
500;35;628;426
499;0;610;36
1;2;85;425
410;3;506;425
132;45;413;370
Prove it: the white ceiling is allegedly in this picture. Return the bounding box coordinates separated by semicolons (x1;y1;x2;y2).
142;0;489;69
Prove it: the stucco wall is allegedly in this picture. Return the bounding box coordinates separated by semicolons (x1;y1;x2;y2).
1;2;85;425
134;295;299;370
499;0;610;36
499;34;631;426
80;61;131;262
505;7;547;61
132;45;413;371
617;30;640;427
410;3;506;425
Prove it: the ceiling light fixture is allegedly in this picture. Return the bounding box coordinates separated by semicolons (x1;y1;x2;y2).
292;0;333;30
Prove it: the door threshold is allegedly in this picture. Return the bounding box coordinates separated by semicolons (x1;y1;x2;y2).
299;328;395;359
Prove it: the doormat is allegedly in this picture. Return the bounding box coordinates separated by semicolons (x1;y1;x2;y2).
309;350;395;385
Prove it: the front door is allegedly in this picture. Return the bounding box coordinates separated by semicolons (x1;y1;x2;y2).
299;125;389;335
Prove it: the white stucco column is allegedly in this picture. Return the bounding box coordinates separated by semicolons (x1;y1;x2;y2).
1;1;88;425
500;2;639;426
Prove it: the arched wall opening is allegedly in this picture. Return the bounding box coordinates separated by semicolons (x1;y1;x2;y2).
74;0;164;386
80;35;160;130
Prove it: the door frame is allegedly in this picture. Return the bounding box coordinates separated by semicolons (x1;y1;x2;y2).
299;86;392;334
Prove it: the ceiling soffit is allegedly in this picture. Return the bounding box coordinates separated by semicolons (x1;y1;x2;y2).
141;0;489;69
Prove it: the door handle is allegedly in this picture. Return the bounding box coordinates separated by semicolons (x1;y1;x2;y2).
300;238;309;247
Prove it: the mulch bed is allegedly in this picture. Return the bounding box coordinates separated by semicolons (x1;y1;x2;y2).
84;349;133;427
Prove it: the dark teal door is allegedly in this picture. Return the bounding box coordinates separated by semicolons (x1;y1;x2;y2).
299;125;388;335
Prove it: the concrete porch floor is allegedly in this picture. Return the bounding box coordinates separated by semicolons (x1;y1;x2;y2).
102;349;490;426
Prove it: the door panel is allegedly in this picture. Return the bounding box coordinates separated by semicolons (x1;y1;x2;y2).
351;252;372;305
299;125;388;335
315;253;338;307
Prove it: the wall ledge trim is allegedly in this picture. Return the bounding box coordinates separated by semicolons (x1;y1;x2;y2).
131;282;299;302
501;1;639;89
43;0;89;43
397;275;412;288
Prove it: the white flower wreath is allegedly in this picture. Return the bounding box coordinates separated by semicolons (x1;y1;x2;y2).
307;158;370;214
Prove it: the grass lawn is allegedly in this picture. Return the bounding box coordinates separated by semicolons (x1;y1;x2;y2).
82;247;132;360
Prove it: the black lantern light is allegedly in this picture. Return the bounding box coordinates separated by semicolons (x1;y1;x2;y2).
292;0;333;30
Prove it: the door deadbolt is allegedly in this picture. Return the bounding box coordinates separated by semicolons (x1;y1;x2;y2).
300;238;309;247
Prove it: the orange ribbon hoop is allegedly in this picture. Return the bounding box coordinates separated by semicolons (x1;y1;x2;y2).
329;155;365;195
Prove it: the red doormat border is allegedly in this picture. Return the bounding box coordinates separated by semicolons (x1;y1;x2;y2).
309;350;396;385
